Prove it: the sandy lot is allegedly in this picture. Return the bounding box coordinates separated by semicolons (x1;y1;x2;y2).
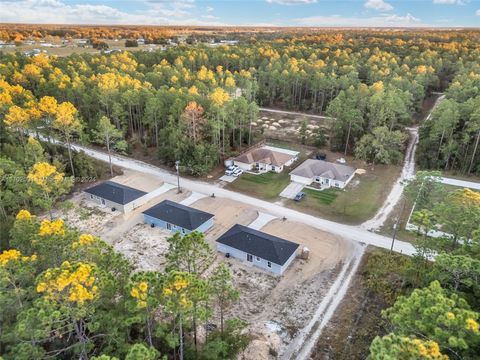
221;219;355;359
55;170;355;358
192;197;259;242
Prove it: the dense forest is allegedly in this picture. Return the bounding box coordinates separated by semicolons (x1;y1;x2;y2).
1;29;480;359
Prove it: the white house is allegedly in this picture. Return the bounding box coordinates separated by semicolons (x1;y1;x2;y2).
216;224;299;275
233;146;299;173
84;181;147;213
289;159;356;189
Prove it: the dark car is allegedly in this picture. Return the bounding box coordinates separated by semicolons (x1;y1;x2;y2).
294;192;305;201
315;152;327;160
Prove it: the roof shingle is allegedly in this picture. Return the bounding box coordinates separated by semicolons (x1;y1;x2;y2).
84;181;147;205
216;224;299;265
143;200;214;231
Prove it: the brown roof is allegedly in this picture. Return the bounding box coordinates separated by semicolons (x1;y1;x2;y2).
234;148;295;167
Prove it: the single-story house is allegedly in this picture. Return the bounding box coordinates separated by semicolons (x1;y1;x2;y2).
216;224;299;275
289;159;356;189
233;146;299;173
84;181;147;213
143;200;214;235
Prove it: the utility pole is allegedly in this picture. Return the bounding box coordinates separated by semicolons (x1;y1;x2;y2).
175;160;182;193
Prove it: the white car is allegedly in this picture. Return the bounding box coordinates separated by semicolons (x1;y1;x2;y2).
225;165;239;176
232;168;243;177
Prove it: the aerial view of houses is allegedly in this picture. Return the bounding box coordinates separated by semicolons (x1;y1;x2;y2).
143;199;214;234
2;5;480;360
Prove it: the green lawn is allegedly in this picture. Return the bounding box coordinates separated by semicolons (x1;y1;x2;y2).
289;164;402;225
303;187;339;205
226;171;291;200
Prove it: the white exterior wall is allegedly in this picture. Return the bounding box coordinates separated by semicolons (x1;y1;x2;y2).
268;164;284;173
233;161;253;171
290;174;313;185
284;157;297;167
217;243;293;275
84;193;125;213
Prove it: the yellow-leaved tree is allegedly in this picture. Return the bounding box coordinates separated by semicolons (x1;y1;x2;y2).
27;162;73;219
52;101;82;177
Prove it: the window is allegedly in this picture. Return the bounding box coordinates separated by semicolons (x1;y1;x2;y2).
166;223;172;230
246;254;253;262
255;256;261;262
267;261;272;268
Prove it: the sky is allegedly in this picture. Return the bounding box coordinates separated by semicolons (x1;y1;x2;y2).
0;0;479;27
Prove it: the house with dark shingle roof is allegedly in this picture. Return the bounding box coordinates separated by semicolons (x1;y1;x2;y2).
216;224;299;275
233;146;299;173
84;181;147;213
143;200;214;235
289;159;356;189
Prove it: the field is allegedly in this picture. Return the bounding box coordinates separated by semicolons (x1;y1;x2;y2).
226;172;291;199
288;163;402;225
56;169;355;359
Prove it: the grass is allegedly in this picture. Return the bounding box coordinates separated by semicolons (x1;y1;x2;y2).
226;171;291;200
303;187;339;205
289;164;402;225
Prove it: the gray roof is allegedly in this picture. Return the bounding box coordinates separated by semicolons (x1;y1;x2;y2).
290;159;355;181
216;224;299;266
84;181;147;205
143;200;214;231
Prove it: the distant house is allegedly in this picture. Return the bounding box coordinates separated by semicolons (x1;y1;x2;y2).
289;159;356;189
233;146;299;173
216;224;299;275
84;181;147;213
143;200;214;235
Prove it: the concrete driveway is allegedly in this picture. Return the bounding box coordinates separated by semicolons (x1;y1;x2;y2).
219;174;237;183
280;182;305;199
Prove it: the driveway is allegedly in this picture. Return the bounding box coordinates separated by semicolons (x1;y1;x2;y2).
55;139;415;256
247;212;277;230
219;174;237;183
440;177;480;190
280;182;305;199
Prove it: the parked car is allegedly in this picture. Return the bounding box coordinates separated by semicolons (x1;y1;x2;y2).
225;164;239;176
232;168;243;177
294;192;305;201
315;152;327;160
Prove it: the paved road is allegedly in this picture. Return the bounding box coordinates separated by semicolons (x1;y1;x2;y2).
259;107;334;120
440;177;480;190
64;140;415;256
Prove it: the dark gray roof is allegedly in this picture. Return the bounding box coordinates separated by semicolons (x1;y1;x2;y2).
216;224;299;265
84;181;147;205
142;200;214;231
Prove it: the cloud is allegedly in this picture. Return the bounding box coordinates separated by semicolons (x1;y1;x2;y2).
477;9;480;15
432;0;464;4
206;6;214;12
295;13;421;27
0;0;226;25
266;0;317;5
364;0;393;11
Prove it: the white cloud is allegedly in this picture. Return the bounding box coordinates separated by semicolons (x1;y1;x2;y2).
0;0;226;25
476;9;480;15
432;0;465;4
266;0;317;5
206;6;214;12
295;13;422;27
364;0;393;11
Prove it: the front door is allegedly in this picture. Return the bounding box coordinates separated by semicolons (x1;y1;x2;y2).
246;254;253;262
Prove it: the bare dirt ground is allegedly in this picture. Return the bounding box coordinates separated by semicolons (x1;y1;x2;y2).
225;219;355;359
193;197;258;242
252;111;331;143
54;170;355;359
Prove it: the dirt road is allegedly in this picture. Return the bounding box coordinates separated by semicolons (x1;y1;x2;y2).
361;94;446;231
259;107;334;120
